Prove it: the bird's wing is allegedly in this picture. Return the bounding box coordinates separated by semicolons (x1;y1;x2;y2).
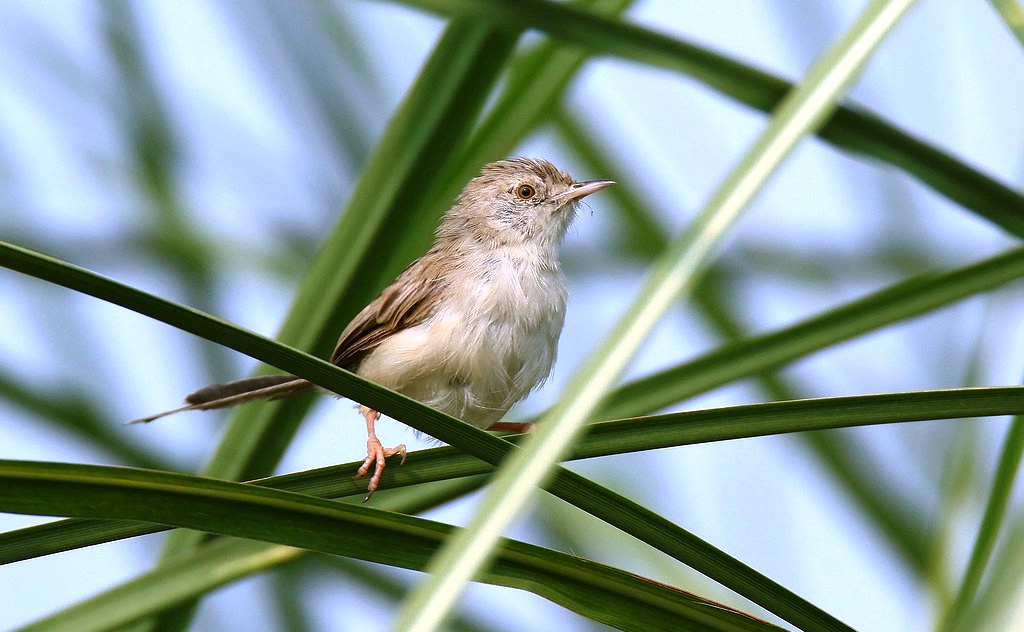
330;253;449;369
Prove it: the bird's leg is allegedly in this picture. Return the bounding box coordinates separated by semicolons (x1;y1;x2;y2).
486;421;534;434
354;405;407;501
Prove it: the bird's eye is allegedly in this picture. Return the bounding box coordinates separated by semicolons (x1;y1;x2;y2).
515;184;536;199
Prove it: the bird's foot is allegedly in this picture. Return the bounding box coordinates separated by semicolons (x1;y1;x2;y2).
355;436;407;501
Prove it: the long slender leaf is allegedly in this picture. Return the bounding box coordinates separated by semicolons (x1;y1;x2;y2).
953;514;1024;631
939;415;1024;631
597;247;1024;420
6;386;1023;567
988;0;1024;48
396;3;917;628
0;461;778;632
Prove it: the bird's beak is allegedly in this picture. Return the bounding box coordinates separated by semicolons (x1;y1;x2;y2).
561;179;616;203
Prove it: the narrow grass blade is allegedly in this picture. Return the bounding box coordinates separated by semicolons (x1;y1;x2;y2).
988;0;1024;48
6;386;1023;567
0;462;780;632
598;248;1024;420
953;514;1024;631
393;3;919;630
939;415;1024;631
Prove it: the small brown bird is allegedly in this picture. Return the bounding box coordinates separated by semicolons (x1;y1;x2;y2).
133;158;613;497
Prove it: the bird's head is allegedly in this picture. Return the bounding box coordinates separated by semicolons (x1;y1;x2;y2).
441;157;614;252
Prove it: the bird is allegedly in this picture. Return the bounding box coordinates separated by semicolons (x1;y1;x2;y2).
132;158;614;498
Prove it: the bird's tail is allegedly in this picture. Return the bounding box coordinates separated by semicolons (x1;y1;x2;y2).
129;375;313;424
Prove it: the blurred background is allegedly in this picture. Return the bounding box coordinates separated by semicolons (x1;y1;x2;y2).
2;1;1023;630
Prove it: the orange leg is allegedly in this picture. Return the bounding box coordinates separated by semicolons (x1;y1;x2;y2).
354;406;407;501
486;421;534;434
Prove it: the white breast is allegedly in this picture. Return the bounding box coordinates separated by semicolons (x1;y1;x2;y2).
357;246;568;428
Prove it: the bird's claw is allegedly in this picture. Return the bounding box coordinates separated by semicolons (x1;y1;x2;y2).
355;438;407;501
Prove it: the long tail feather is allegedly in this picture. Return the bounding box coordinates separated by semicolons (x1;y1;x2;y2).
129;375;313;425
185;375;303;405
